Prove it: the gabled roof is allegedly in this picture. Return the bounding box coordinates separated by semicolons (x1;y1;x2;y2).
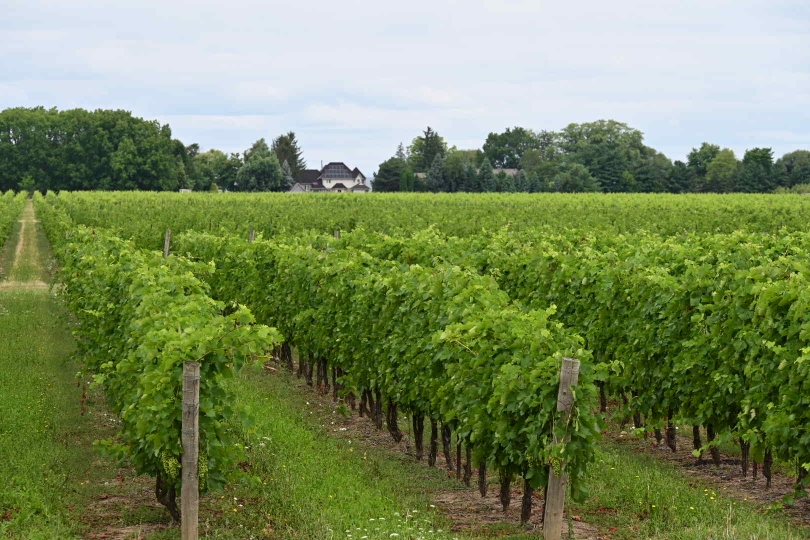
352;167;363;178
331;183;348;190
321;162;354;180
351;184;370;191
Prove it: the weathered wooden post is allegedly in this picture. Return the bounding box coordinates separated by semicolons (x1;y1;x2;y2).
248;229;255;243
334;229;340;239
163;229;172;258
543;357;580;540
181;361;200;540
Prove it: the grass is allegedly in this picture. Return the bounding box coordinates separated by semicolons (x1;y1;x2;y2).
3;201;43;283
145;365;478;540
0;290;81;538
569;442;807;539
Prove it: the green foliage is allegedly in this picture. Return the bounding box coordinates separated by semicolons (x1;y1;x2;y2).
775;150;810;188
426;154;445;192
705;148;739;192
235;151;284;192
551;163;600;192
191;150;242;191
173;230;600;498
372;156;408;192
271;132;307;182
33;191;810;253
0;191;26;248
407;127;447;172
49;225;280;497
482;127;542;169
0;107;184;192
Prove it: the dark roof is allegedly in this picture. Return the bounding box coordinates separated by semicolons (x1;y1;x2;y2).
321;162;355;180
351;184;369;191
352;167;363;178
299;169;321;184
331;183;348;190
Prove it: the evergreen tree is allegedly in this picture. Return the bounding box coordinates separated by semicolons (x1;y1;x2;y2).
514;170;529;192
271;132;307;181
408;127;447;172
426;154;445;192
395;142;407;161
528;172;543;193
552;163;601;192
281;159;294;189
399;167;416;192
478;158;496;192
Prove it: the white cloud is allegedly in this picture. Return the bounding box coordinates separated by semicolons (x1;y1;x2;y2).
1;0;808;176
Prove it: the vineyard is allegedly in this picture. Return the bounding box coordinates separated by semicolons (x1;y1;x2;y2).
0;191;25;248
4;191;810;539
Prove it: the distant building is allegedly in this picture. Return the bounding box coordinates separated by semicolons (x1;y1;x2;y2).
290;162;369;193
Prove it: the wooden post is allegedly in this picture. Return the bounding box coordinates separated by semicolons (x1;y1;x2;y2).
163;229;172;258
542;357;580;540
181;361;200;540
334;229;340;239
248;229;255;243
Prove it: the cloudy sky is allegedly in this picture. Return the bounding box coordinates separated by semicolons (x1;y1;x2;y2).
2;0;809;176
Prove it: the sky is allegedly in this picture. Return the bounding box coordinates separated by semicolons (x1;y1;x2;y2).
2;0;809;177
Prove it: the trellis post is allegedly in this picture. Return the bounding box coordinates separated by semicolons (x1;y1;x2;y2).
543;357;580;540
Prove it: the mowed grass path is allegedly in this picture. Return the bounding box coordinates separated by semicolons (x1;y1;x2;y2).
0;199;81;537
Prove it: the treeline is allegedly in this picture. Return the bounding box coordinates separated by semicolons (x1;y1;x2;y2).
4;107;809;194
372;121;810;193
0;107;305;192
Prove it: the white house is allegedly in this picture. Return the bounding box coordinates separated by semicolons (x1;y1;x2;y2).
290;162;369;193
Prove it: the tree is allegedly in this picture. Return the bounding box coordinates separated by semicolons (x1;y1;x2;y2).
551;163;601;192
528;172;544;193
19;174;36;195
687;143;721;191
243;138;271;162
408;127;446;172
235;150;284;191
395;142;407;161
271;132;307;181
496;171;516;192
704;148;739;193
558;120;645;192
281;160;294;189
372;157;407;192
482;127;541;169
737;148;775;192
667;161;691;193
192;149;242;191
426;154;445;192
634;147;672;193
514;170;529;192
477;158;496;192
399;167;415;192
775;150;810;188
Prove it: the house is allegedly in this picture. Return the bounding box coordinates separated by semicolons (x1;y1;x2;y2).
290;162;369;193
